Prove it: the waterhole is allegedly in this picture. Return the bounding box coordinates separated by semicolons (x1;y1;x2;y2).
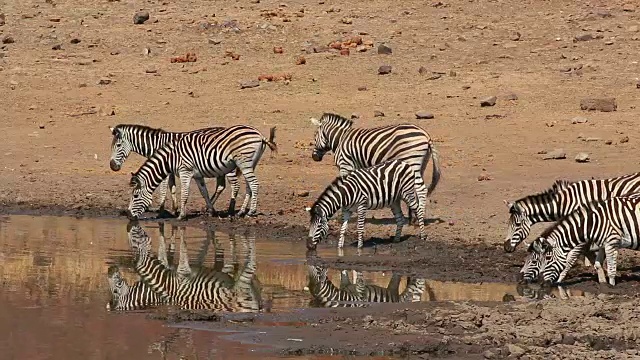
0;215;576;358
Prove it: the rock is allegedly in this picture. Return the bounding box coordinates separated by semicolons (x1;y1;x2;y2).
580;98;617;112
373;110;385;117
483;350;495;359
377;43;392;54
478;173;491;181
418;66;428;75
378;65;392;75
623;3;636;12
208;38;222;45
70;38;81;44
543;149;566;160
97;78;112;85
620;136;630;143
133;11;150;25
341;17;353;24
295;55;306;65
351;113;360;119
424;73;442;80
605;140;613;145
504;93;518;101
2;35;14;44
296;190;309;197
604;40;614;45
510;31;521;41
52;44;62;50
574;33;594;42
575;152;590;163
239;80;260;89
339;48;350;56
561;334;576;345
628;25;639;33
0;14;5;26
38;124;45;129
357;86;367;91
502;294;516;302
273;46;284;54
143;47;151;56
571;116;588;124
449;70;457;77
480;96;497;107
507;344;526;357
145;68;158;74
415;111;434;119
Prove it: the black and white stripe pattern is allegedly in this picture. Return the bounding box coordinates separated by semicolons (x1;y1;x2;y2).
340;270;425;303
127;125;277;220
307;265;367;307
528;194;640;287
306;159;426;250
127;223;262;312
504;172;640;253
106;265;166;311
310;113;441;220
110;124;241;214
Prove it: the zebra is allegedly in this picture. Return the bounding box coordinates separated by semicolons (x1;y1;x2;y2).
106;265;166;311
527;193;640;287
503;172;640;253
127;125;277;220
340;270;425;303
518;241;603;284
307;265;367;307
306;159;426;250
309;112;441;221
128;222;262;311
110;124;241;215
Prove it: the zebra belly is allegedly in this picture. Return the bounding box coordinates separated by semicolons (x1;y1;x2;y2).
193;162;235;178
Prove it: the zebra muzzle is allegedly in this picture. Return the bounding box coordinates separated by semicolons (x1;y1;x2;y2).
109;159;121;172
311;151;323;162
125;209;138;220
503;240;515;253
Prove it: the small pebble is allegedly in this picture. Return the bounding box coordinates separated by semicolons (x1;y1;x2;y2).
377;43;392;55
415;111;434;119
133;11;150;25
378;65;392;75
480;96;497;107
373;110;385;117
575;152;590;163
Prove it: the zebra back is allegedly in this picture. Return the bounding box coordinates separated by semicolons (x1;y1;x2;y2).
311;112;440;195
307;265;366;307
340;270;402;303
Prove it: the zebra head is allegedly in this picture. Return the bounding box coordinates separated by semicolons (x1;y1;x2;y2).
309;113;352;162
519;241;551;284
530;236;564;285
126;220;151;255
503;200;532;253
306;206;329;250
106;265;131;311
306;264;328;289
109;126;133;172
127;174;153;220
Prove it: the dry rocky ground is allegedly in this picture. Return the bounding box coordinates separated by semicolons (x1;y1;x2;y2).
2;0;640;357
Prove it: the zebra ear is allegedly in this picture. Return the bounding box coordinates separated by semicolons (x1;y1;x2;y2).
305;206;312;212
503;200;513;209
532;237;552;253
310;117;322;126
129;173;140;188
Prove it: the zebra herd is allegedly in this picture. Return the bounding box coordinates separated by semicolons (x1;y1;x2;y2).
504;172;640;292
107;221;426;311
110;112;440;249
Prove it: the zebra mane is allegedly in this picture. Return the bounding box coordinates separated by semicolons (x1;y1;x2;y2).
309;175;347;217
319;113;354;128
112;124;168;137
130;142;177;186
511;179;572;213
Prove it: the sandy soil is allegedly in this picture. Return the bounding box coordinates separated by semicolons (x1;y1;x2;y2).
3;0;640;357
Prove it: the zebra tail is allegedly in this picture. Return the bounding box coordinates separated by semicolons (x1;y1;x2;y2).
264;126;278;155
427;140;441;197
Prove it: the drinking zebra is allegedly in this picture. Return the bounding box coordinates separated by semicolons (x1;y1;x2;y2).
526;194;640;287
518;241;602;284
127;222;262;312
340;270;425;303
127;125;277;220
309;112;441;221
106;265;166;311
307;265;367;307
503;172;640;253
306;159;426;250
110;124;241;215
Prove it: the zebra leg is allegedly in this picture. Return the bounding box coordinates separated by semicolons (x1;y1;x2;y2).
158;222;169;267
176;227;192;280
193;175;217;216
390;201;405;243
209;176;226;214
237;165;259;217
556;246;585;284
356;204;367;249
157;177;169;212
404;193;426;241
603;237;620;287
169;174;178;213
177;169;194;221
226;168;241;216
592;248;607;284
338;210;352;248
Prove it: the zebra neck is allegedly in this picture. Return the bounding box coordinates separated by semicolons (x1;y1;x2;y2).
132;131;176;158
327;126;350;152
137;151;177;192
315;184;354;220
135;257;179;299
517;195;562;223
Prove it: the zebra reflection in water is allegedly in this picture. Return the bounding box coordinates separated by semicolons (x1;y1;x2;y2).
306;264;425;307
106;222;262;312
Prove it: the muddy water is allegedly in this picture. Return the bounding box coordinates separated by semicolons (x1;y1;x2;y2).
0;215;553;359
